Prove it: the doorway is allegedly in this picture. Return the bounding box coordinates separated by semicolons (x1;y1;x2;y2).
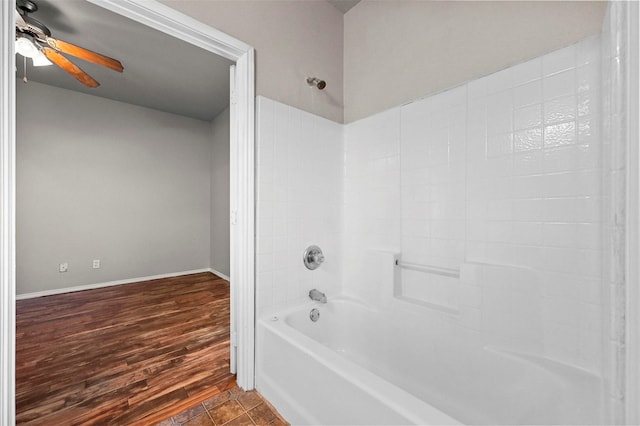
0;0;256;423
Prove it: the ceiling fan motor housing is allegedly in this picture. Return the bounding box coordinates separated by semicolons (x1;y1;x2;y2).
22;16;51;38
17;0;38;14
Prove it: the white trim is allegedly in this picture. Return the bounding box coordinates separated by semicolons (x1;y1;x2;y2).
0;0;16;424
15;269;215;300
229;64;238;376
86;0;250;61
625;1;640;423
210;268;231;282
231;49;256;390
0;0;256;421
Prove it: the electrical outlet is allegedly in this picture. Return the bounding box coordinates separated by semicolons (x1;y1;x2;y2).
92;259;100;269
59;262;68;273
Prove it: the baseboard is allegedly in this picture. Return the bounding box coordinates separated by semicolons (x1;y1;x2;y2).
209;268;230;281
16;268;215;300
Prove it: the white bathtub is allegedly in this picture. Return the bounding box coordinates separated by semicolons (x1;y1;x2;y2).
256;297;604;425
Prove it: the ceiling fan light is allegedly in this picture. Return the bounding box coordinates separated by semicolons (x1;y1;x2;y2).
15;37;38;58
31;50;52;67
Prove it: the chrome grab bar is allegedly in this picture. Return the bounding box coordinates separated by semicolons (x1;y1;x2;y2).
394;259;460;278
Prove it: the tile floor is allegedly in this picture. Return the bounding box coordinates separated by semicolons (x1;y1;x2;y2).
156;385;288;426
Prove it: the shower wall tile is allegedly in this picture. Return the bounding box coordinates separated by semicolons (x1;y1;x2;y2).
397;86;467;307
255;35;604;376
342;35;603;373
342;108;401;304
255;97;343;317
543;43;577;76
465;36;603;370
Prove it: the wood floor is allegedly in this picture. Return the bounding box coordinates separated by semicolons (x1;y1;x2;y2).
16;272;235;425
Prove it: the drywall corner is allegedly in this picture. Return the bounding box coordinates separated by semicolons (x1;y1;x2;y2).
211;106;231;276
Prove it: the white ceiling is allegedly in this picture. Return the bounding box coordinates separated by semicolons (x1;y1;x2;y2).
18;0;233;122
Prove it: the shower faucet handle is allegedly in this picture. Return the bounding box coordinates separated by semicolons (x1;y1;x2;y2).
311;251;324;264
303;245;324;270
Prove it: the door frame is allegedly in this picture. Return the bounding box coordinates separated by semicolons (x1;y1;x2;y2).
625;1;639;423
0;1;256;423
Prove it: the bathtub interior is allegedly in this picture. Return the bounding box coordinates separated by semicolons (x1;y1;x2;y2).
277;295;603;425
258;315;462;425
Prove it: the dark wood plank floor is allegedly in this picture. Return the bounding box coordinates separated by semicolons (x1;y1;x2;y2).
16;272;235;425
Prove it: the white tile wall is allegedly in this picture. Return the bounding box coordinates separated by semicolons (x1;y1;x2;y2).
399;87;467;308
255;36;605;376
342;108;401;303
342;36;604;373
464;36;603;371
255;97;343;317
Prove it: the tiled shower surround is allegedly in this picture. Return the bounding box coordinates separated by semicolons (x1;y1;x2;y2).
343;35;604;372
255;98;343;318
257;34;605;375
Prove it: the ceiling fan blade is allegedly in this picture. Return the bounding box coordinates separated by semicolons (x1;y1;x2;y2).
46;37;123;73
41;47;100;88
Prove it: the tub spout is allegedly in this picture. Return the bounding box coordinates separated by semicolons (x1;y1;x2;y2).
309;289;327;303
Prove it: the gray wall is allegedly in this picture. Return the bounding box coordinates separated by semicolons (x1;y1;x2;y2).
344;1;607;123
210;107;230;276
161;0;605;124
17;82;213;295
159;0;344;123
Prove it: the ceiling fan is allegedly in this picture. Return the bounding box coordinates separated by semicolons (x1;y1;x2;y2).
15;0;124;88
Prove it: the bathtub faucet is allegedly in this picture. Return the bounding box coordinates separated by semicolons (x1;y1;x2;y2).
309;289;327;303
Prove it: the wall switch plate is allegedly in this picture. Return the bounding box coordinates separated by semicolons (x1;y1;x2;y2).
59;263;68;273
92;259;100;269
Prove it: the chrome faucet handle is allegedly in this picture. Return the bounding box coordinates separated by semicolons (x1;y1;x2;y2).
303;245;324;270
312;252;325;264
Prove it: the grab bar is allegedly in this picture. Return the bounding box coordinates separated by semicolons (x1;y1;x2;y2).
394;259;460;278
